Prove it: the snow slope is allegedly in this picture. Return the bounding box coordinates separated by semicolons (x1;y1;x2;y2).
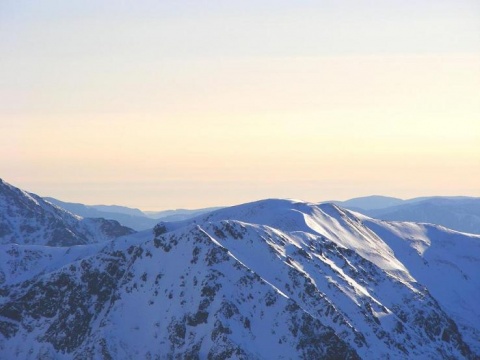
0;196;479;358
358;214;480;354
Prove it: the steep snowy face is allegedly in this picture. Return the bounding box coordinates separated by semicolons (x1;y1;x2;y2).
0;197;478;359
359;214;480;355
160;200;413;279
0;179;135;246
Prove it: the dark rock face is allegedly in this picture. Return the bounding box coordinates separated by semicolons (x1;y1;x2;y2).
0;179;135;246
0;251;128;353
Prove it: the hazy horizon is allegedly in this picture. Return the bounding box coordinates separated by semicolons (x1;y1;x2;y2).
2;1;479;209
3;176;478;212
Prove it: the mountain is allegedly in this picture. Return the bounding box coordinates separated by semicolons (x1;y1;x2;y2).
334;196;480;235
44;197;221;231
334;195;405;211
44;198;145;218
89;204;145;217
44;197;160;231
144;207;224;221
340;197;480;235
0;179;135;246
1;197;479;359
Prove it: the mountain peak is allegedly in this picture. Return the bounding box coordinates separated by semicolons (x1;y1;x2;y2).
0;179;135;246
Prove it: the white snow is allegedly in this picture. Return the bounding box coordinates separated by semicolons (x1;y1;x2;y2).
1;194;479;359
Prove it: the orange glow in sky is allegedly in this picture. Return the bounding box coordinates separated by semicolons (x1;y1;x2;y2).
1;1;479;209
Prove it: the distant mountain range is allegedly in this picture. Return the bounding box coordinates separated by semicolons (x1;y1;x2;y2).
44;197;221;231
0;179;479;358
332;195;406;210
333;195;480;234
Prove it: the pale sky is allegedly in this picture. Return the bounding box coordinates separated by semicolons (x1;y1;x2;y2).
1;1;479;210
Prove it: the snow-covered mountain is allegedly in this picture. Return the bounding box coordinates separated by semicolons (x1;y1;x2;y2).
0;179;135;246
335;196;480;235
1;195;479;359
362;197;480;235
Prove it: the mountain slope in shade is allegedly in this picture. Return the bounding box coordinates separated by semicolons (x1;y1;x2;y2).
44;197;221;231
0;179;135;246
144;207;224;221
44;197;160;231
333;195;405;211
364;197;480;235
335;196;480;235
0;198;478;358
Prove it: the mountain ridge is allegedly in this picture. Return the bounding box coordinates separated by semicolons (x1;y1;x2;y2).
1;192;479;358
0;179;135;246
333;196;480;234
